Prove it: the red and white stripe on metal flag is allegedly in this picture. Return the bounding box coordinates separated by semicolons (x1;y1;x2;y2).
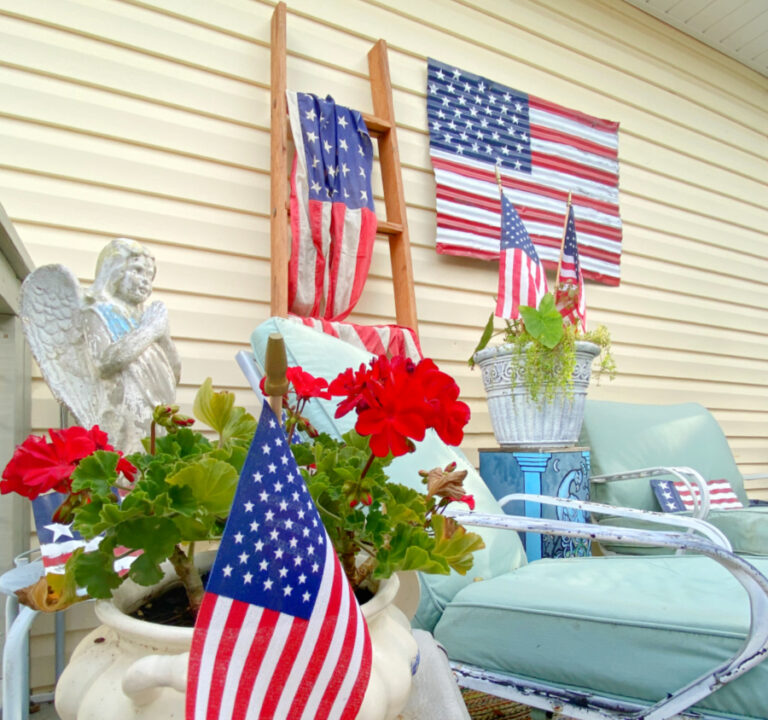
291;316;423;362
427;59;622;286
286;91;378;321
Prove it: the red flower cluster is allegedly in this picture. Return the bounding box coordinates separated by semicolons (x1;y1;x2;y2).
259;367;331;403
1;425;136;501
328;355;471;458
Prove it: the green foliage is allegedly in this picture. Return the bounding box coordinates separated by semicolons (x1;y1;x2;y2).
518;293;564;349
65;383;256;607
470;291;616;404
295;430;485;589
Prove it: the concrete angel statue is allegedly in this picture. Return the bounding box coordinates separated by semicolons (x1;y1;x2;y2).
20;238;181;453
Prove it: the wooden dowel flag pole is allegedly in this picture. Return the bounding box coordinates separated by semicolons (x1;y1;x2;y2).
494;163;504;196
264;332;289;420
555;191;573;288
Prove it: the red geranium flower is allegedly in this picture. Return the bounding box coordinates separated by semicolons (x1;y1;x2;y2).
286;366;331;401
1;425;135;500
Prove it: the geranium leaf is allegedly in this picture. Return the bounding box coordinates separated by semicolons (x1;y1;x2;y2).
114;516;180;562
166;458;238;515
127;553;165;587
193;378;256;447
70;451;120;496
431;514;486;575
71;544;122;599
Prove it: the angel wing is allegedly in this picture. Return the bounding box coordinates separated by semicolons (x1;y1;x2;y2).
20;265;104;428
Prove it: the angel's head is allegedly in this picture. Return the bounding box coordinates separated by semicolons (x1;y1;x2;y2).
90;238;157;307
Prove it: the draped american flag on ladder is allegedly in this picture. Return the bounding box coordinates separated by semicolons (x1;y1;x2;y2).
496;192;548;319
555;204;587;333
287;91;378;321
427;58;622;286
186;401;372;720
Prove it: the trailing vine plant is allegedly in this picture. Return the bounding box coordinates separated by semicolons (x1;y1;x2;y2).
469;292;616;404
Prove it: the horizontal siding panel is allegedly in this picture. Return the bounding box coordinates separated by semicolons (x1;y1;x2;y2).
2;173;267;254
0;65;268;169
0;17;267;125
0;0;266;82
0;117;265;213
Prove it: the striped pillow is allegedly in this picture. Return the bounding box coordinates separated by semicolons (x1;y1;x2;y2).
651;478;743;513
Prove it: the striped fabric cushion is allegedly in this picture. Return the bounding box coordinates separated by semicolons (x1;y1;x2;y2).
651;478;744;513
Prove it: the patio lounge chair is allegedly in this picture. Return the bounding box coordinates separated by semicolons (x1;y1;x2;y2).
580;399;768;556
248;316;768;720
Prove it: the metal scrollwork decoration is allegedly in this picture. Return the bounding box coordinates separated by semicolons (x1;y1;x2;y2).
20;237;181;454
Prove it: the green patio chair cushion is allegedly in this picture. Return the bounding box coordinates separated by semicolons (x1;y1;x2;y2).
251;317;528;630
578;400;766;555
580;400;748;508
434;554;768;719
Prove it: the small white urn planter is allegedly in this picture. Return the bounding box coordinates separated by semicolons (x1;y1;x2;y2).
55;567;418;720
474;340;600;448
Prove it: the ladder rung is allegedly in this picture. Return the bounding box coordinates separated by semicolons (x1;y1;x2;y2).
286;208;402;239
361;112;392;136
377;220;403;235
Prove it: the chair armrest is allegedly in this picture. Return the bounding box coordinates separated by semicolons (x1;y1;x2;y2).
446;507;768;720
496;492;732;551
590;466;711;519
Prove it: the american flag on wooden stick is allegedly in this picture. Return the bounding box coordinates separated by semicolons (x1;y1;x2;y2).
555;204;587;333
286;91;378;322
427;58;622;286
186;401;372;720
496;191;548;320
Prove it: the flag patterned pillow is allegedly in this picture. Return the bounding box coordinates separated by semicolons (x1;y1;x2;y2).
651;478;744;513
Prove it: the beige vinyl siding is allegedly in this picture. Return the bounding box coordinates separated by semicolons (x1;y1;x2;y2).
0;0;766;694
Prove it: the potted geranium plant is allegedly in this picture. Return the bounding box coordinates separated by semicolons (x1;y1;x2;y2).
2;355;483;720
470;291;615;447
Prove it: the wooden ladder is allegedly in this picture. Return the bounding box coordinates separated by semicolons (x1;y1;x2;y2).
269;1;418;334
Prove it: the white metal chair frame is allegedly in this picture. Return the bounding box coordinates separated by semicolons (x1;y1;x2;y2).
446;500;768;720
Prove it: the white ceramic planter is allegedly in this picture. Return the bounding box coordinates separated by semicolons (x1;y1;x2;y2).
55;565;418;720
474;341;600;448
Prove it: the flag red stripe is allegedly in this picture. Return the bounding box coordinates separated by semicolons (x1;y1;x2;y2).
227;608;279;720
529;95;619;133
435;213;622;266
530;124;618;159
287;564;344;719
205;599;251;718
432;155;620;216
186;593;218;720
315;582;360;718
255;614;309;720
530;151;618;187
436;184;622;238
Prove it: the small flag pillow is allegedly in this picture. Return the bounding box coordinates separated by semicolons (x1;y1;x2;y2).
651;478;744;513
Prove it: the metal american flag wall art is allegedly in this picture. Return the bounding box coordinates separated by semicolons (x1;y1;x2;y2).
427;58;622;286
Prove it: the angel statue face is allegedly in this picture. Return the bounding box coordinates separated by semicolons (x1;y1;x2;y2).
115;254;155;306
92;238;157;310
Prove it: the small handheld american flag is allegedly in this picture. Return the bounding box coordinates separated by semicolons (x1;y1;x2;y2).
186;401;372;720
555;204;587;333
495;191;548;320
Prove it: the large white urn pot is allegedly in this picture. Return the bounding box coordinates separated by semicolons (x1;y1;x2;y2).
55;564;418;720
474;340;600;448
